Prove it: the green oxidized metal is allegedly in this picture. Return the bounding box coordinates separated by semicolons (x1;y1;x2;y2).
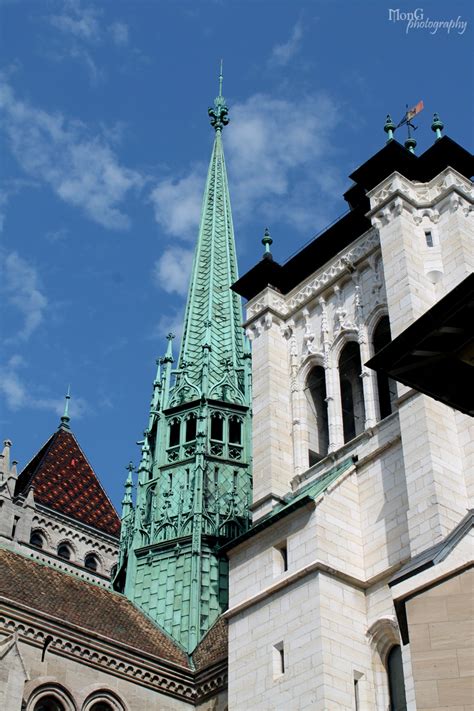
116;73;252;654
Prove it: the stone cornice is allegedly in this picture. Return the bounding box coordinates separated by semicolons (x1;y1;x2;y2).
224;558;407;620
0;599;227;704
244;228;380;326
368;168;474;228
32;504;120;548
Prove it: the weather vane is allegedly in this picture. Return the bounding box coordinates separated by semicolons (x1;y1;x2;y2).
396;100;424;153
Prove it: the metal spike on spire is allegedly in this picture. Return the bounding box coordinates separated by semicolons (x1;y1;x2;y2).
60;385;71;429
208;60;229;131
218;58;224;98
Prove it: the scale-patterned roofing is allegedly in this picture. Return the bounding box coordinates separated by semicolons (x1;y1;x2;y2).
15;427;120;537
178;127;245;389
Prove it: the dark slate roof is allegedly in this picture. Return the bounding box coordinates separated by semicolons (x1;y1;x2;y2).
0;547;189;667
191;616;228;671
15;427;121;537
233;136;473;302
389;508;474;588
366;274;474;417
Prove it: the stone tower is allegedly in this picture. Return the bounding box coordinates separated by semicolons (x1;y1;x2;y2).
116;71;252;653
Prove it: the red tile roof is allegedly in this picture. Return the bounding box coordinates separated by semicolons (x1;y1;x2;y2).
0;547;190;667
15;427;120;537
192;616;228;671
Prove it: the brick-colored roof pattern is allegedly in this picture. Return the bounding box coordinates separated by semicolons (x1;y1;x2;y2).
192;616;228;671
0;548;190;667
15;428;120;537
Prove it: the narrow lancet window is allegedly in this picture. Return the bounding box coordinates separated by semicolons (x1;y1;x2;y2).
339;342;365;443
306;366;329;465
185;414;197;441
211;413;224;440
373;316;397;420
169;419;180;447
228;417;242;444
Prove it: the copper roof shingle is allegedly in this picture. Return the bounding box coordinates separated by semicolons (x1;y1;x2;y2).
15;428;120;537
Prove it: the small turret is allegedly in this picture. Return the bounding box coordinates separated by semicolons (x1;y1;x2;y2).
384;114;396;142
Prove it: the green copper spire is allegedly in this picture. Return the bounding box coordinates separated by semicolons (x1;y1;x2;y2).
116;73;252;654
59;386;71;429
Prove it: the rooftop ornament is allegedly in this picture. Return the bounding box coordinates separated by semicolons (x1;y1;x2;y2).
262;227;273;260
384;114;396;142
60;385;71;429
208;59;229;132
431;112;444;141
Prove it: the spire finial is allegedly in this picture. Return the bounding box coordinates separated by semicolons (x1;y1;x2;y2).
262;227;273;260
384;114;396;142
219;59;224;98
163;333;175;363
60;385;71;429
208;60;229;132
431;112;444;141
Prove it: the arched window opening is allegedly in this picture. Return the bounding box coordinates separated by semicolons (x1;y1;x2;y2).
144;485;155;524
185;414;197;441
339;342;365;443
228;417;242;444
373;316;397;420
33;696;66;711
306;366;329;466
210;413;224;441
84;553;99;572
57;543;72;561
387;645;407;711
30;530;45;549
169;418;180;447
90;703;114;711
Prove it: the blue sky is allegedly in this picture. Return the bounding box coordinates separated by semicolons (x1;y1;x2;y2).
0;0;472;511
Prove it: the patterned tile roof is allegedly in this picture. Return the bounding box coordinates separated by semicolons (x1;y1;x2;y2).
191;615;228;671
0;547;190;667
15;427;120;537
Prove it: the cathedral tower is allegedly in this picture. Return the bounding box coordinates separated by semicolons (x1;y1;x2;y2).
116;70;252;653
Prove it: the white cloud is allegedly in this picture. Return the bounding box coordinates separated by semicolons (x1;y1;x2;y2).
269;21;303;67
110;21;129;47
0;356;87;418
46;2;130;83
1;250;48;342
0;80;143;229
226;92;343;232
49;0;101;42
152;308;185;343
150;171;204;239
0;178;38;232
153;247;194;296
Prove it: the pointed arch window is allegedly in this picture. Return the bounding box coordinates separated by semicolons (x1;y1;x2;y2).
185;414;197;442
57;542;73;561
30;530;45;549
387;645;407;710
169;418;181;447
33;697;66;711
228;416;242;444
84;553;99;572
372;316;397;420
339;342;365;443
210;412;224;441
306;366;329;465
